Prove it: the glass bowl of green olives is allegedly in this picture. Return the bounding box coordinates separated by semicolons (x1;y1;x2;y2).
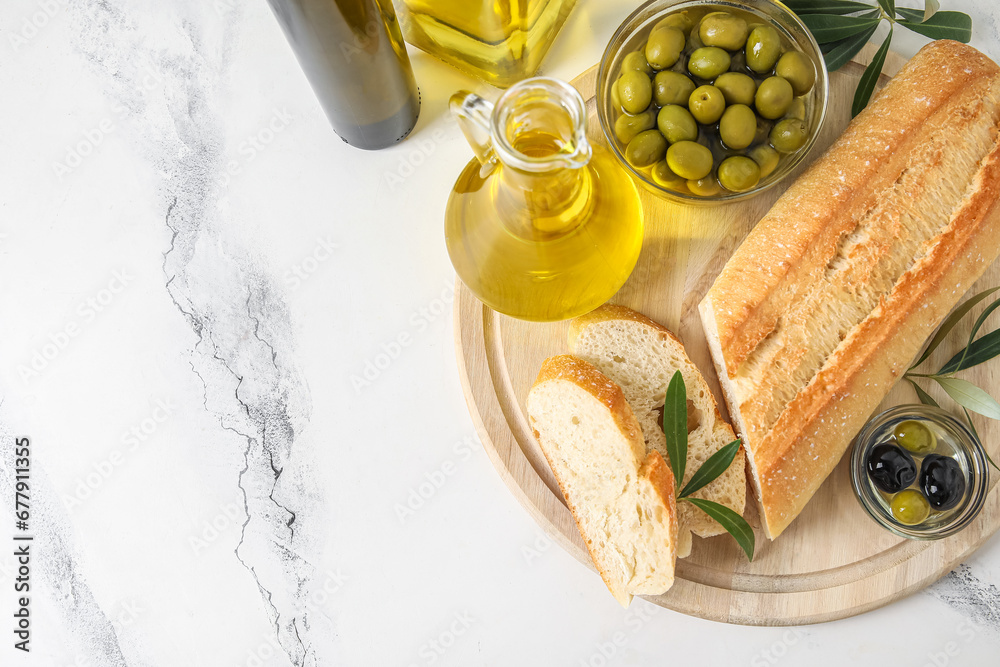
850;405;992;540
597;0;829;202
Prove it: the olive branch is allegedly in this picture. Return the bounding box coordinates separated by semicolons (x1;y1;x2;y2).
785;0;973;116
662;371;754;560
905;287;1000;472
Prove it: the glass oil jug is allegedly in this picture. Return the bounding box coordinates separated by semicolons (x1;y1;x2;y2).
445;78;644;322
393;0;578;87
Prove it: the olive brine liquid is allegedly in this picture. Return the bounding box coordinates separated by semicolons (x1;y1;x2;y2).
871;419;972;528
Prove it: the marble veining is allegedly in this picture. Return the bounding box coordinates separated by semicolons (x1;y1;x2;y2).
65;1;326;664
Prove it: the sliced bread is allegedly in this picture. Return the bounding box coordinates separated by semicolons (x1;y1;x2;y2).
569;304;746;558
526;355;678;606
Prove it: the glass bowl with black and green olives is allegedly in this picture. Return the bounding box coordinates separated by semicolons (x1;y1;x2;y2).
850;405;992;540
597;0;829;202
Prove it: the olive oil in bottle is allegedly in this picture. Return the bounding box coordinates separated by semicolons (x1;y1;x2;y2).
268;0;420;149
394;0;578;87
445;78;643;322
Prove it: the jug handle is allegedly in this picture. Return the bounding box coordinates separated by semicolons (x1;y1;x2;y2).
450;91;497;175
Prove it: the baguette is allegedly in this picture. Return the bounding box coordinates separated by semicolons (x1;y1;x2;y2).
699;40;1000;539
569;304;746;557
526;355;678;606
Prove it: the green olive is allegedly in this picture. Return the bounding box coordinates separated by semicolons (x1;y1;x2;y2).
687;47;731;80
785;97;806;121
688;175;721;197
894;420;937;454
745;25;782;73
714;72;756;106
619;70;653;114
657;104;698;143
611;77;623;110
749;144;780;178
666;141;713;180
653;70;697;106
653;12;694;35
614;109;656;144
891;489;930;525
645;26;686;70
775;51;816;96
755;76;794;119
718;155;761;192
626;129;668;167
652;160;687;189
770;118;809;152
688;84;726;125
620;50;652;76
698;11;748;51
719;104;756;150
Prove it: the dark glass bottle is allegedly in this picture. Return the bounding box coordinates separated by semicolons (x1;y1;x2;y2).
268;0;420;150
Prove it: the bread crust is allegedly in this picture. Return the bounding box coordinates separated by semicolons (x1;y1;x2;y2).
569;304;731;429
532;354;646;458
700;40;1000;538
530;355;678;603
634;450;678;592
707;40;1000;371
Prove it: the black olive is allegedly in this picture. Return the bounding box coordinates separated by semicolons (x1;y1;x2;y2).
866;443;917;494
920;454;966;511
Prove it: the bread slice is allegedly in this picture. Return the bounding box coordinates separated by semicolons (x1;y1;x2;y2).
699;40;1000;539
569;305;746;558
526;355;678;606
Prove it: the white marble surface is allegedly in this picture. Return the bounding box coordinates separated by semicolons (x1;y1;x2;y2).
2;0;999;665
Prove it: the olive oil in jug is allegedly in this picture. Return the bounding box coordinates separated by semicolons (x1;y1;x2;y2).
445;78;643;322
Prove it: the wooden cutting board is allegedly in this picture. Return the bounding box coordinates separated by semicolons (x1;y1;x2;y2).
454;45;1000;625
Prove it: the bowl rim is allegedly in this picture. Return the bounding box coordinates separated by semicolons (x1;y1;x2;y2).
849;404;992;541
597;0;831;203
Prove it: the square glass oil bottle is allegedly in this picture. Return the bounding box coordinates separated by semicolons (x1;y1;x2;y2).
393;0;578;87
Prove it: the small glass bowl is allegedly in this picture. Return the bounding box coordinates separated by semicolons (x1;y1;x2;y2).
850;405;991;540
597;0;829;203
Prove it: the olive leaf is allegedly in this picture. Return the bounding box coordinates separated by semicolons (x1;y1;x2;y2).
910;287;1000;370
821;23;879;71
789;1;974;114
932;377;1000;420
921;0;941;22
907;377;940;408
939;329;1000;374
685;498;755;561
662;370;688;484
662;373;752;560
897;10;972;41
967;296;1000;344
852;26;892;117
951;295;1000;373
800;13;882;43
783;0;875;15
678;439;741;498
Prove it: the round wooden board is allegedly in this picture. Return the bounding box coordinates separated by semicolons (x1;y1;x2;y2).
454;45;1000;625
